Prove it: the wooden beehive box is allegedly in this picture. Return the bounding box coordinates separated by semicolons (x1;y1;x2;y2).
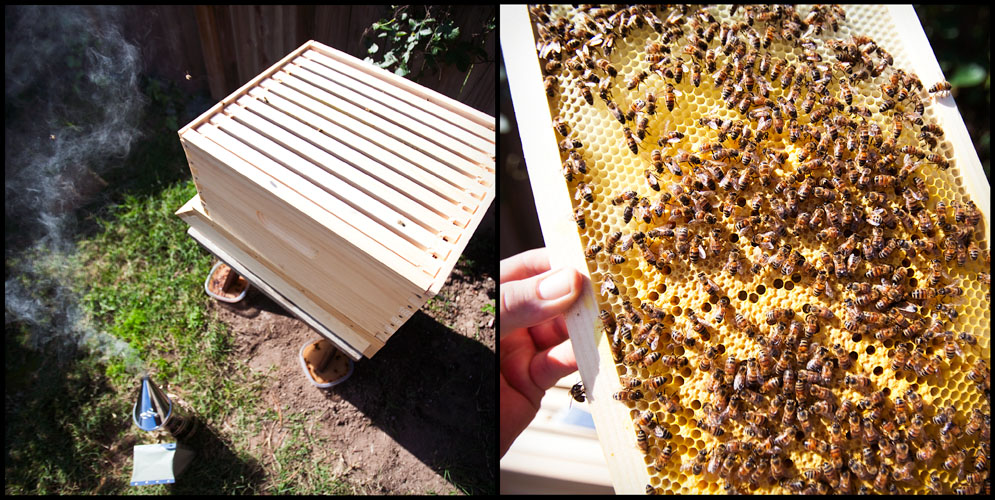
176;40;495;358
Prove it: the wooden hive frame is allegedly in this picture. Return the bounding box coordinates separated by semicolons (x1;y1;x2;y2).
502;4;989;494
177;40;495;359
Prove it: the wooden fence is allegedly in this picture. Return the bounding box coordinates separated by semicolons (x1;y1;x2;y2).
119;5;495;117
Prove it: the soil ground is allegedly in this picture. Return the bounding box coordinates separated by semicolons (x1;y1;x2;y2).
206;228;497;494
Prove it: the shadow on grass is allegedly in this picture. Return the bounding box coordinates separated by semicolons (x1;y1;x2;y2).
4;322;265;495
166;420;266;495
325;310;497;495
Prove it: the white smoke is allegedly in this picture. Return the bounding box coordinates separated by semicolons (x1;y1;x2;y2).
5;5;147;373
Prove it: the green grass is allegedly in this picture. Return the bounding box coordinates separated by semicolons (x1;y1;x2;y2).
480;301;495;315
6;178;363;495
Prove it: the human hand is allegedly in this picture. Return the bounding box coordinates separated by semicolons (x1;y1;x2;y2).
500;247;584;458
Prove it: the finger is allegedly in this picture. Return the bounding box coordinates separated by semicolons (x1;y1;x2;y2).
524;315;570;353
499;247;550;283
530;339;579;392
499;267;584;337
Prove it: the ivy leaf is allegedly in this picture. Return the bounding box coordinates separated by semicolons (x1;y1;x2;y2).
367;43;380;55
395;64;409;78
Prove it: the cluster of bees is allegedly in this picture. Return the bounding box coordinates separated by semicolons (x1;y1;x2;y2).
533;4;990;495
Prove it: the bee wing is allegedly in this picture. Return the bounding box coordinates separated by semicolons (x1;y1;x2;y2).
539;41;558;60
673;88;684;96
893;302;919;314
588;33;604;47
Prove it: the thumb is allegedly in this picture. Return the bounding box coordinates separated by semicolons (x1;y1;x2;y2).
500;267;584;338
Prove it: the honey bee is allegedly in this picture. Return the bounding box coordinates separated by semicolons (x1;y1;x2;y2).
653;443;674;471
967;358;990;388
845;374;871;391
635;428;649;453
622;127;639;154
926;152;950;169
772;425;796;448
663;83;681;111
964;408;985;436
577;81;594;105
600;272;618;296
625;69;647;90
864;264;893;279
766;307;794;325
606;100;626;124
642;351;662;367
620;376;643;390
682;447;709;476
941;332;963;360
642;169;661;192
570;381;586;403
596;58;618;78
643;375;668;392
615;389;644;402
812;271;834;299
559;135;582;151
637;409;668;440
928;80;952;94
973;444;989;473
568;150;587;175
574;182;594;204
662;391;681;413
574;207;586;229
943;449;966;474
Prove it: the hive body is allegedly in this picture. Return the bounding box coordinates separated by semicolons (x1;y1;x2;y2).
177;40;495;358
520;4;989;495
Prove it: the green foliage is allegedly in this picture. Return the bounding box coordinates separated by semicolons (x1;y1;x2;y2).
362;6;494;83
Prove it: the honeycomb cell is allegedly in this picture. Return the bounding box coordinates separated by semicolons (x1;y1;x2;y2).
532;3;990;495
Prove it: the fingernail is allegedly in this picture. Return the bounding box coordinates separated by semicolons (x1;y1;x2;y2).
537;268;575;300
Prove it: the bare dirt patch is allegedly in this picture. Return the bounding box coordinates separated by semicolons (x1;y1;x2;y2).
206;228;496;494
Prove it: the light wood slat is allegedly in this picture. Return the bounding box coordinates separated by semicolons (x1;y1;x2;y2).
424;182;495;295
188;152;420;339
183;130;435;307
882;7;989;245
308;40;495;132
251;81;480;213
297;51;495;160
190;163;414;338
216;102;448;253
303;46;495;148
501;5;645;494
261;72;489;202
177;195;373;359
199;114;442;270
276;67;489;182
232;92;463;240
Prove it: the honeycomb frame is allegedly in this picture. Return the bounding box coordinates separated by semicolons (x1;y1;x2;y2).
503;4;990;495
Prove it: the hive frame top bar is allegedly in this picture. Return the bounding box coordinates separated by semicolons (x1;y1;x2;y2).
503;4;989;494
181;40;495;139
